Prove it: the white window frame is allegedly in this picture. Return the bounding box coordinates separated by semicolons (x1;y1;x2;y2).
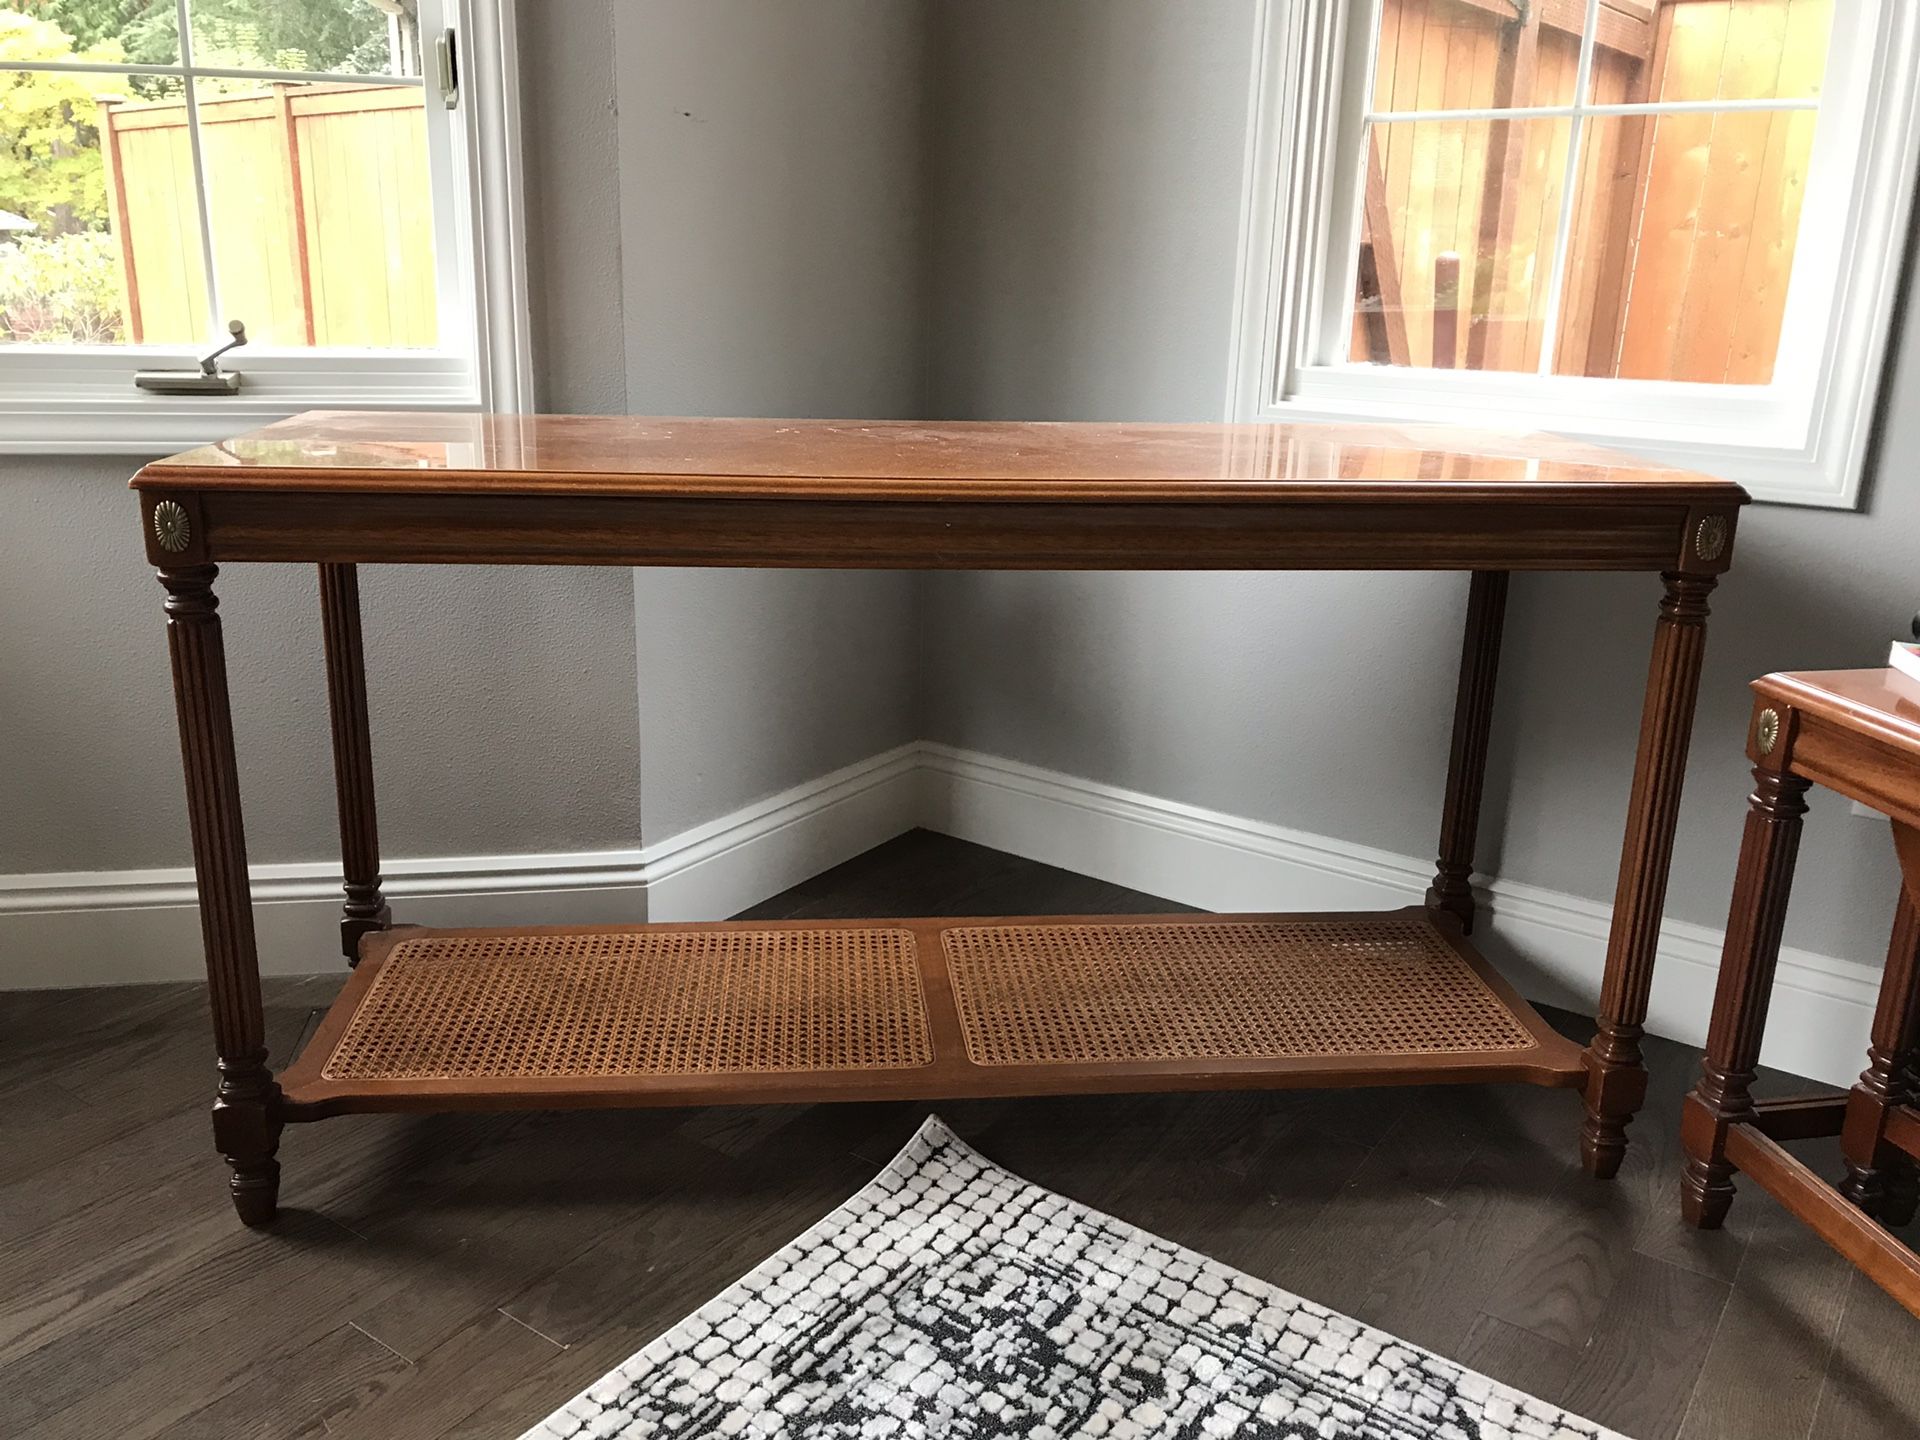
0;0;530;455
1226;0;1920;509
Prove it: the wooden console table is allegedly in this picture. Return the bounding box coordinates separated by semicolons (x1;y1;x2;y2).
133;413;1746;1224
1682;670;1920;1316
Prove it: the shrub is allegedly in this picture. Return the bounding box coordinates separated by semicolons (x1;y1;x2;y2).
0;230;125;343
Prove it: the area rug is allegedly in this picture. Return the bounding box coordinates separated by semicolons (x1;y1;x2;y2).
521;1116;1623;1439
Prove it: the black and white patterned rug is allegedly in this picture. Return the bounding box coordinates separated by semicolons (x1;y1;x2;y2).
522;1116;1622;1439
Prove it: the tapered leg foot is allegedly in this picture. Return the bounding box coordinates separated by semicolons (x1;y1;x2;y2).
1581;1041;1645;1180
1680;1156;1734;1229
229;1159;282;1226
1582;1112;1628;1180
1839;1163;1887;1220
212;1056;283;1228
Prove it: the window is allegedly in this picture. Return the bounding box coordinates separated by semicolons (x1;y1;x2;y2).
0;0;528;453
1230;0;1920;507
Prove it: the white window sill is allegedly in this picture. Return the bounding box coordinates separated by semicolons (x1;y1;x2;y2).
0;350;483;457
1264;369;1870;511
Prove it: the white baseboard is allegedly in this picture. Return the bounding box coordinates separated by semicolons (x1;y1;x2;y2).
1;739;1878;1086
0;743;923;989
637;743;925;923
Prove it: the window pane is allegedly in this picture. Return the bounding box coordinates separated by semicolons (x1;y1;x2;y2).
3;1;181;68
188;0;422;78
1594;0;1831;105
0;67;205;343
1348;118;1571;374
1370;0;1583;115
1552;107;1817;384
196;78;437;348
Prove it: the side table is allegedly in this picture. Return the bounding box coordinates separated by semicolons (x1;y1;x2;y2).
1681;668;1920;1317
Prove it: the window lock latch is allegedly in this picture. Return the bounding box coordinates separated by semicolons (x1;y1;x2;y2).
435;28;458;110
135;320;248;396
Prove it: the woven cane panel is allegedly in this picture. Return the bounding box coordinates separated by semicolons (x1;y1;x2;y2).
942;917;1536;1067
321;929;932;1081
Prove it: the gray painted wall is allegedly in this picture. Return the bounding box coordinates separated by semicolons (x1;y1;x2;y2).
0;467;640;874
613;0;924;837
521;0;627;418
918;0;1913;971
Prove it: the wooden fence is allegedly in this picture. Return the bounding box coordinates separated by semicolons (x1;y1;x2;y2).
1357;0;1828;383
98;83;436;349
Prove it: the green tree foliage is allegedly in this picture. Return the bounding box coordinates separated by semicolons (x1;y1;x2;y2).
190;0;389;74
15;1;176;64
13;1;402;73
0;12;115;233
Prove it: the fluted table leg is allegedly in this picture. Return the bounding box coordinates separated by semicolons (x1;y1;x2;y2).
1426;570;1508;933
1680;763;1811;1227
161;564;282;1226
1840;835;1920;1222
320;563;390;964
1584;571;1716;1178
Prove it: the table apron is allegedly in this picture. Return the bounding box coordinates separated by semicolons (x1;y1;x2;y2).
183;491;1704;571
1788;720;1920;832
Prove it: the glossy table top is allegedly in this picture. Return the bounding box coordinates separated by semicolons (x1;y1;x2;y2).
1756;669;1920;761
133;412;1748;506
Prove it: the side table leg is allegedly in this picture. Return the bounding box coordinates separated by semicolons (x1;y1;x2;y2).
161;564;283;1225
1839;836;1920;1221
1584;571;1716;1178
1680;765;1810;1227
320;563;390;963
1426;570;1508;933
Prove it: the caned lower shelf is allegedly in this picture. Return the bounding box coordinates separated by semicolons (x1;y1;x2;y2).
276;907;1587;1116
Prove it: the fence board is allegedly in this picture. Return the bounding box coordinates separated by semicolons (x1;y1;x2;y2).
97;82;434;349
1356;0;1828;383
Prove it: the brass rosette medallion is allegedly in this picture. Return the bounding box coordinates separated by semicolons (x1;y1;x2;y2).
1694;514;1728;563
152;500;192;553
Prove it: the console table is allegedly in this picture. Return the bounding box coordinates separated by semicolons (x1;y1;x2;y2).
133;412;1746;1224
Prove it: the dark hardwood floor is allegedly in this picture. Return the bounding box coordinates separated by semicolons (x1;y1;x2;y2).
3;830;1913;1439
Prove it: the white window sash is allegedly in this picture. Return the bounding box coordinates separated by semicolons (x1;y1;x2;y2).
0;0;531;455
1227;0;1920;510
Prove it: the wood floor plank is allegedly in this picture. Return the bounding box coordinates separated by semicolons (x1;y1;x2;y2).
1;1104;213;1243
0;981;199;1084
1479;1161;1635;1350
1455;1312;1581;1409
1108;1095;1377;1293
1676;1191;1853;1440
322;1307;562;1440
1559;1250;1732;1440
0;1209;364;1438
436;1323;655;1440
343;1111;691;1360
0;1084;402;1366
497;1127;873;1351
1305;1144;1559;1357
1808;1270;1920;1439
150;1321;412;1440
8;1114;567;1435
